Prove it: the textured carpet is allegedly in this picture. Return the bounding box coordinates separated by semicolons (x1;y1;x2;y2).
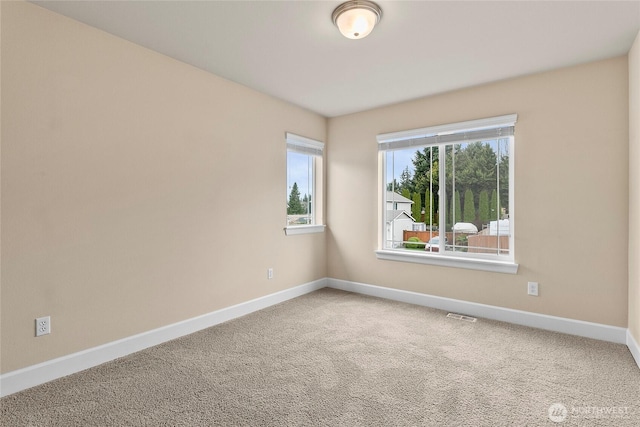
1;288;639;426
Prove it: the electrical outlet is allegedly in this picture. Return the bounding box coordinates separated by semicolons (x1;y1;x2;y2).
35;316;51;337
267;268;274;280
527;282;539;296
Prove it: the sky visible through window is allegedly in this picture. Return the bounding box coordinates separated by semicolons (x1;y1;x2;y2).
386;150;413;184
287;152;313;200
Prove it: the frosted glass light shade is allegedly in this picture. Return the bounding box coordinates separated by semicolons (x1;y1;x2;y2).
332;1;382;40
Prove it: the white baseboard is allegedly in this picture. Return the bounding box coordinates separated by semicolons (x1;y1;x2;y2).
2;276;636;398
628;330;640;369
327;278;628;345
0;278;327;398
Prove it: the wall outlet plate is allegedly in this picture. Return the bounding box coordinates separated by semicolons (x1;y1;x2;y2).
36;316;51;336
527;282;539;296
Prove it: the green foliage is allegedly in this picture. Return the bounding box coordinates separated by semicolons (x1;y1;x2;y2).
424;188;435;226
302;194;310;215
400;167;413;194
413;146;439;195
456;235;468;245
387;140;510;225
287;182;305;215
498;141;510;213
442;142;506;220
387;167;414;195
412;147;439;218
450;190;462;225
447;142;498;197
405;236;425;249
455;235;468;252
411;192;422;222
463;189;475;223
490;189;500;220
478;190;490;223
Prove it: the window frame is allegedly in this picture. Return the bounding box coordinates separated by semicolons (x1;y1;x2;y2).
376;114;518;274
285;132;325;236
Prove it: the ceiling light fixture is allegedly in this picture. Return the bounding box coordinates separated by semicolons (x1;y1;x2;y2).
332;0;382;40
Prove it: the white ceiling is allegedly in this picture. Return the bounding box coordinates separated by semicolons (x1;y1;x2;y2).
32;1;640;117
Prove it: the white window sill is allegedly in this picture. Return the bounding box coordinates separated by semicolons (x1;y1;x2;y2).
375;250;519;274
284;225;326;236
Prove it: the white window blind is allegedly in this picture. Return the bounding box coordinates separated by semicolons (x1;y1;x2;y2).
286;133;324;156
377;114;517;151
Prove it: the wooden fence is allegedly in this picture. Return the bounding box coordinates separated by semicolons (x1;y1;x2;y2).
403;230;509;254
467;235;509;254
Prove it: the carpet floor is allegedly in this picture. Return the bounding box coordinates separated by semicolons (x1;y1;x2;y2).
1;288;639;426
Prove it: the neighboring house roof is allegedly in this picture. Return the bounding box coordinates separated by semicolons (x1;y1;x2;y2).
386;210;416;222
386;192;413;204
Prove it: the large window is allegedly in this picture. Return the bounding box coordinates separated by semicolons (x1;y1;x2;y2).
285;132;325;235
377;115;518;273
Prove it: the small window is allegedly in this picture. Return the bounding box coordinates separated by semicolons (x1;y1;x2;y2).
285;133;325;235
376;115;518;274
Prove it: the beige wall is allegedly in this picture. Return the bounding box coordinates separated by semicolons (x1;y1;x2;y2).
630;30;640;343
1;2;326;373
327;57;629;327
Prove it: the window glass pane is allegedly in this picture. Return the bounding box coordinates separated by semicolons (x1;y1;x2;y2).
287;151;313;226
383;138;512;258
443;139;510;256
385;147;439;250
